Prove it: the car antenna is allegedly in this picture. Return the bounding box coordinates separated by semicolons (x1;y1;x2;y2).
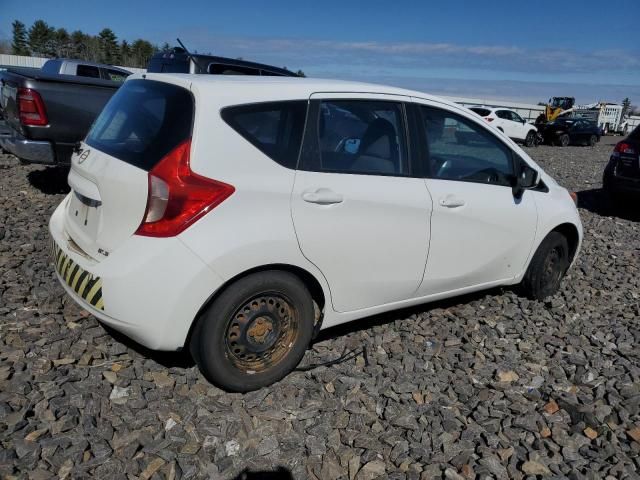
176;38;206;73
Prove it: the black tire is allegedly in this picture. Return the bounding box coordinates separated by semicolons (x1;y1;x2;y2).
558;134;570;147
588;135;597;147
520;232;570;301
190;271;314;392
524;131;536;147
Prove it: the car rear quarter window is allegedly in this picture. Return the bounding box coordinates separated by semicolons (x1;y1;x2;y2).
470;108;491;117
86;79;194;171
221;101;307;169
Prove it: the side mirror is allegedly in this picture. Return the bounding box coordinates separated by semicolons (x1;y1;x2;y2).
512;163;539;199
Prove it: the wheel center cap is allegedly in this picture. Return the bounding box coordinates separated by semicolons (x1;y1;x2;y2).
247;316;274;344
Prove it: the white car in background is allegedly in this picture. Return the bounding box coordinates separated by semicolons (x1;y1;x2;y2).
470;106;538;147
50;75;582;391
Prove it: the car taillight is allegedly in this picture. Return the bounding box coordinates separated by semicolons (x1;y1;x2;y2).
135;139;235;237
485;117;494;122
17;88;48;126
613;142;636;155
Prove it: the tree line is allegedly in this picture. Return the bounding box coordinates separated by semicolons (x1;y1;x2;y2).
11;19;156;68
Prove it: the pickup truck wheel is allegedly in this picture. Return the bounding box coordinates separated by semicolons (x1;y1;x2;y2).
190;271;314;392
524;131;536;147
588;135;597;147
520;232;569;300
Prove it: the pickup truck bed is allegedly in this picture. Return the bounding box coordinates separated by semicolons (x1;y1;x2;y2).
0;67;123;165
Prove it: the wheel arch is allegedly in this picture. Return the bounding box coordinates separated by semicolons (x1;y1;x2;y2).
184;263;328;350
550;222;580;263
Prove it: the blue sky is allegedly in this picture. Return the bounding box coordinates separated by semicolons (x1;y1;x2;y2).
2;0;639;104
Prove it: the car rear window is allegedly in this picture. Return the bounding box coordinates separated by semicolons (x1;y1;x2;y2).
221;101;307;169
470;108;491;117
86;79;193;171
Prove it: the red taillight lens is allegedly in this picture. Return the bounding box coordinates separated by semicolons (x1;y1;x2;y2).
135;139;235;237
613;142;636;155
485;117;494;122
17;88;48;126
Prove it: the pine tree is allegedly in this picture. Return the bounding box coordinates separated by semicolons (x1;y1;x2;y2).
98;28;120;64
11;20;29;55
120;40;131;66
54;28;71;57
28;20;55;57
130;39;155;68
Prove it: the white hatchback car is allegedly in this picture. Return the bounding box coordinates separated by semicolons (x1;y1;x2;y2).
50;75;582;391
469;106;538;147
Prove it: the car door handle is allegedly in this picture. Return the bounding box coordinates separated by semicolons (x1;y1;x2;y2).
439;196;466;208
302;189;344;205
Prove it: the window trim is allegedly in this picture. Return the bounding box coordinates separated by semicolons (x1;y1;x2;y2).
298;98;415;178
417;104;518;188
220;99;309;170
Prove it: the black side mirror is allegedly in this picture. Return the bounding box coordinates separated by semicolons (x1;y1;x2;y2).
512;162;539;199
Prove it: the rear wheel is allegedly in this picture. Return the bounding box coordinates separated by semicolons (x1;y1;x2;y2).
190;271;314;392
520;232;570;300
588;134;598;147
524;131;536;147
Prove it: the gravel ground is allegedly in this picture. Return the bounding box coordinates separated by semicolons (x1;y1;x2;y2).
0;137;639;480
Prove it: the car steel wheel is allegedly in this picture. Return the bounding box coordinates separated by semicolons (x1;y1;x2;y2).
560;134;570;147
542;246;564;293
224;293;299;373
589;135;597;147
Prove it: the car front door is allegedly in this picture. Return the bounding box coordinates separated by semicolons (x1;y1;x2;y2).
412;101;538;296
291;94;432;312
509;111;528;140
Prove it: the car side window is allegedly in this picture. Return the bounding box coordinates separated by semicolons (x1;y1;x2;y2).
76;64;101;78
496;110;509;120
104;69;129;83
303;100;409;176
221;101;307;169
420;106;514;187
511;112;524;123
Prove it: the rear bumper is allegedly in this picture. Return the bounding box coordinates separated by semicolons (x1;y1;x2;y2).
49;197;226;350
0;127;55;164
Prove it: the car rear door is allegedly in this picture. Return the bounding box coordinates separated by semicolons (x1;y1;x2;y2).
291;93;432;312
413;100;538;295
63;78;194;261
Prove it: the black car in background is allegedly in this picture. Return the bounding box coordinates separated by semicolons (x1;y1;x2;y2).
540;117;601;147
603;125;640;202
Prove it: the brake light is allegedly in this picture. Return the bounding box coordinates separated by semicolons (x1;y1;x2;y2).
135;140;235;237
485;117;494;122
17;88;48;126
613;142;636;155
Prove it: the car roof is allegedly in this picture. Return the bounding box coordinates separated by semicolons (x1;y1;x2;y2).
129;73;463;109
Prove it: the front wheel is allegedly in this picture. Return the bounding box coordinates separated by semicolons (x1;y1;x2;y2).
524;131;536;147
190;271;315;392
520;232;570;300
558;134;570;147
588;135;598;147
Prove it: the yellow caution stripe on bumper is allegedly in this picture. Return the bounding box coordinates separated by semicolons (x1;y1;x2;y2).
52;240;104;311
